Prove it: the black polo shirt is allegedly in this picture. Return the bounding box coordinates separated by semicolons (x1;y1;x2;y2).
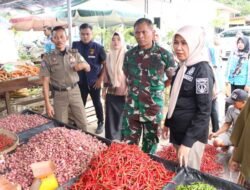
72;40;106;86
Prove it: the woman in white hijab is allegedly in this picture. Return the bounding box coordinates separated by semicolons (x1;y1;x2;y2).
162;25;214;170
102;32;127;140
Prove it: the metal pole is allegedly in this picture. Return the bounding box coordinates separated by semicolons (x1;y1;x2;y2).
144;0;148;18
67;0;72;46
102;15;106;46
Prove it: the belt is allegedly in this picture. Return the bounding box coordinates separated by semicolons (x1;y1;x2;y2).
52;83;78;91
107;88;116;95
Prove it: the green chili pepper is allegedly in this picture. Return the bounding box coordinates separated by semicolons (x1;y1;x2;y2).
176;182;216;190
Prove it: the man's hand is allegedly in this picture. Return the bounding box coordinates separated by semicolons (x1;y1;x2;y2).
208;132;217;140
46;103;54;118
73;64;82;71
244;86;250;93
166;67;176;79
93;78;102;89
161;126;169;139
178;144;191;167
102;89;107;100
229;157;240;172
73;63;90;72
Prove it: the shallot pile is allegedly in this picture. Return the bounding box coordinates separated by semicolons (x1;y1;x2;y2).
0;114;49;133
2;127;107;189
71;143;175;190
156;144;224;176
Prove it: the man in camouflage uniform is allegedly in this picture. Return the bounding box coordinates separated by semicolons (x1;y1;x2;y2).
40;26;90;131
122;18;175;153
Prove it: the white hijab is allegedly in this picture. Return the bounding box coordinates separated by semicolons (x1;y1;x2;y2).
106;32;126;87
167;25;210;119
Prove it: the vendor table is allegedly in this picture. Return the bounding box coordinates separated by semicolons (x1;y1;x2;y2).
0;76;42;114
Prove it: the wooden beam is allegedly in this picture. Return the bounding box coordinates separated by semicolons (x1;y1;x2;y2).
4;92;11;114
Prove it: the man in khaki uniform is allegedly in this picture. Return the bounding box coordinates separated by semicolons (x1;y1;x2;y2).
40;26;90;130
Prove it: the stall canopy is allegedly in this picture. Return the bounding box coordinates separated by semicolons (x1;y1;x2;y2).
9;15;68;31
56;0;143;27
0;0;89;14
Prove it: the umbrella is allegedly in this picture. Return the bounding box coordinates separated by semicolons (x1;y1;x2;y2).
57;0;143;27
9;15;68;31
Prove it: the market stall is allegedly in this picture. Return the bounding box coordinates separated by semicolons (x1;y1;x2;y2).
0;65;41;114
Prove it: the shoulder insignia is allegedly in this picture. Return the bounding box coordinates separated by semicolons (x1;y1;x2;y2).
41;60;47;68
43;52;51;60
43;52;49;57
49;51;57;56
187;67;195;76
69;48;78;53
196;78;209;94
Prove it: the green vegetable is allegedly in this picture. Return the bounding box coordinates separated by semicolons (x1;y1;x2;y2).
3;64;16;73
176;182;216;190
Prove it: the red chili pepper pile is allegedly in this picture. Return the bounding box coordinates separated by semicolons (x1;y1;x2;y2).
156;144;224;176
0;134;14;152
156;145;177;162
201;144;224;176
71;143;175;190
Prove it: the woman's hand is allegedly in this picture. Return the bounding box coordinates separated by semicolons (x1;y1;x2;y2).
178;144;191;167
161;126;169;139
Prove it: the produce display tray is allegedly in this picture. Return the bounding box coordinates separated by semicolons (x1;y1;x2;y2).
59;154;178;190
0;128;19;154
17;121;55;144
164;167;246;190
3;109;111;189
16;109;52;143
149;153;178;173
8;109;245;190
20;109;112;146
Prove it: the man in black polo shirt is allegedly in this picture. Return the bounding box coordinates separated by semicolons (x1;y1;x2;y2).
72;23;106;134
